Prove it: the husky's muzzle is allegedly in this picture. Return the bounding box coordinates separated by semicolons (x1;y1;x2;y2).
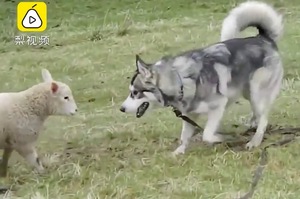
136;102;149;118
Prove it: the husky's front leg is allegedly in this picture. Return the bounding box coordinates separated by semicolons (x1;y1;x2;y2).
173;116;197;155
202;98;228;143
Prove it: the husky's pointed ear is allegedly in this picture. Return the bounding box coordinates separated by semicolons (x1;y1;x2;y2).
42;69;53;82
136;55;152;78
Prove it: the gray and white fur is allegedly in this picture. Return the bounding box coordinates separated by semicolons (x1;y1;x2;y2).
120;1;284;155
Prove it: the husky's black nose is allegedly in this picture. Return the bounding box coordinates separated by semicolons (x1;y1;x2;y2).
120;106;125;112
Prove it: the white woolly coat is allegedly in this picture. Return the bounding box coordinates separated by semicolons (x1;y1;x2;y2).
0;82;53;149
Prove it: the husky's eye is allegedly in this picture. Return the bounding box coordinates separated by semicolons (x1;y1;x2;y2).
132;90;138;95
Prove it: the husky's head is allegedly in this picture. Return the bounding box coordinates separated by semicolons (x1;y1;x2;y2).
120;55;184;118
119;55;163;117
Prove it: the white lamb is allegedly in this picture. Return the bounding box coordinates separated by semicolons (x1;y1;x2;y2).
0;69;78;177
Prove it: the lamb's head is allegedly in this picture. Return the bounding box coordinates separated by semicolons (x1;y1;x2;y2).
42;69;78;116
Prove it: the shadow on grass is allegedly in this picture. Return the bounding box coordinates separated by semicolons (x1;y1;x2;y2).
60;124;300;160
221;125;300;151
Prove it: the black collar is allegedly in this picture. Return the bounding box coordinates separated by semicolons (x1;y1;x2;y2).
170;70;203;134
136;68;202;134
175;69;184;101
159;69;184;107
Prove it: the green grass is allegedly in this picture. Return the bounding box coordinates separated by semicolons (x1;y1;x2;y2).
1;0;300;198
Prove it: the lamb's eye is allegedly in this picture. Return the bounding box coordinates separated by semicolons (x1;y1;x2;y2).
64;96;69;100
132;90;138;95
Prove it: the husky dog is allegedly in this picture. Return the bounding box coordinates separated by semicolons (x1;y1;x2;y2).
120;1;284;155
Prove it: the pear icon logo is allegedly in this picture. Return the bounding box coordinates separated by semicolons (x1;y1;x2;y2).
22;4;42;28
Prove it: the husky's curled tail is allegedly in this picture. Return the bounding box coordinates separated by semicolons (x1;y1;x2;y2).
220;1;283;42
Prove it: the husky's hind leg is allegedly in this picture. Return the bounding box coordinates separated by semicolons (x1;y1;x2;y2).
245;100;269;150
246;66;283;150
243;86;259;129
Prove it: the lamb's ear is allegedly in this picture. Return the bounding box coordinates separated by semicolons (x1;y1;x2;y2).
136;55;152;78
42;69;53;82
51;82;59;93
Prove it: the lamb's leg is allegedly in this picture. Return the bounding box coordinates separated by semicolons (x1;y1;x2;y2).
15;145;44;174
0;148;13;177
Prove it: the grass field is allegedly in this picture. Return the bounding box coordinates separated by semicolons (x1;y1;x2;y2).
1;0;300;198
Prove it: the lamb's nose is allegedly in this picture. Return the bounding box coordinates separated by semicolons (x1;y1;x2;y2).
75;109;78;112
120;106;125;112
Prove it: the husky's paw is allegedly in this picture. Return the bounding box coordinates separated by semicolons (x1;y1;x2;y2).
249;117;258;129
34;165;46;175
245;134;263;150
172;145;186;156
202;133;224;144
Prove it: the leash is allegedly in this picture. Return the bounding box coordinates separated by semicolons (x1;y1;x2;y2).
172;107;204;135
171;108;300;199
238;127;300;199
